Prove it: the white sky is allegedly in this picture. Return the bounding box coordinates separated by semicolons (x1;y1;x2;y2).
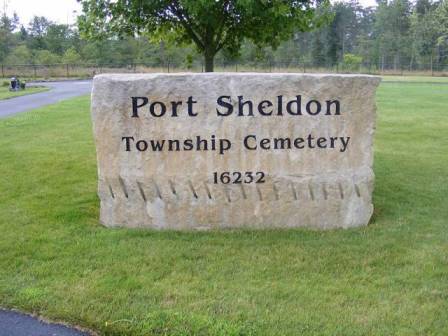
4;0;378;26
4;0;81;25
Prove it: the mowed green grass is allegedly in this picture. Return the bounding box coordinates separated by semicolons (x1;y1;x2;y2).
0;81;447;336
381;75;448;83
0;86;49;100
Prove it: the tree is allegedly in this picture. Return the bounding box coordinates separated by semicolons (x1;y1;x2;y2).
62;46;82;64
436;0;448;48
353;6;375;65
35;49;60;65
0;12;19;62
27;16;51;50
45;24;71;55
341;53;362;70
374;0;412;70
295;2;377;67
324;1;361;65
415;0;433;16
78;0;330;72
410;3;439;67
5;45;32;65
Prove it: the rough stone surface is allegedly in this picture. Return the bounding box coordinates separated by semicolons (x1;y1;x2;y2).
91;73;380;230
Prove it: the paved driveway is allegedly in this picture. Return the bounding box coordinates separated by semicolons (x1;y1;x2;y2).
0;80;92;118
0;309;90;336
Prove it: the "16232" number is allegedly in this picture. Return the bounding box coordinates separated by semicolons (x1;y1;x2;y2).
213;171;266;184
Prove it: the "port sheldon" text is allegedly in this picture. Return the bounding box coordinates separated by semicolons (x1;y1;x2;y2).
131;95;341;118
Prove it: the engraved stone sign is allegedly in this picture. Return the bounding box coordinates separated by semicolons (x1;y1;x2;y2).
91;73;380;230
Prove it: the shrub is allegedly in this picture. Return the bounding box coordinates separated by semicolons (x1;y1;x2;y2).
340;54;363;71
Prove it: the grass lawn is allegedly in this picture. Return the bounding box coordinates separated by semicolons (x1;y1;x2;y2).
381;75;448;83
0;81;447;336
0;86;49;100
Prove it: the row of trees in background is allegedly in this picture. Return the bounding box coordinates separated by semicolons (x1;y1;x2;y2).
1;0;448;71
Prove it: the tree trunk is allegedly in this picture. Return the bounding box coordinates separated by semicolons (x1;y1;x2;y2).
204;52;214;72
430;50;434;77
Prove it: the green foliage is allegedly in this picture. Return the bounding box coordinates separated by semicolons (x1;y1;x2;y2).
436;0;448;47
62;47;82;64
26;16;52;50
0;13;19;62
341;53;362;71
374;0;412;69
35;49;60;65
45;24;72;55
184;54;194;69
410;3;439;63
78;0;331;71
5;45;32;65
1;1;448;70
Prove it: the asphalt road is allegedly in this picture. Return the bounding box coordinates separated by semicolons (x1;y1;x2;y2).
0;80;92;118
0;309;90;336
